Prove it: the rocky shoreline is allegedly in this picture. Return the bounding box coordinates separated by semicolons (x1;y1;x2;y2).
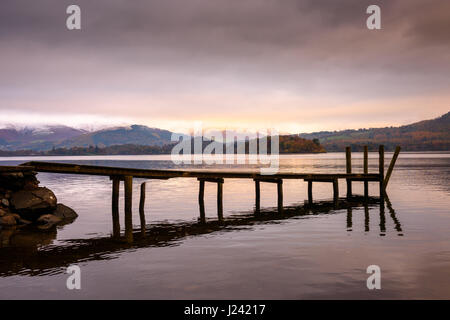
0;170;77;230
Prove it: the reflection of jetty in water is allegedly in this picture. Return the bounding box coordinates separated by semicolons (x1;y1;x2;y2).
0;196;402;277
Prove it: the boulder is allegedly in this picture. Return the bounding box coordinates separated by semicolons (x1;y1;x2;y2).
53;204;78;220
0;208;7;217
10;187;57;220
0;215;17;226
0;171;39;191
36;214;62;230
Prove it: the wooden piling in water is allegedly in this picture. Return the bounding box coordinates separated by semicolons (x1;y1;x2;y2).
383;146;401;191
124;175;133;243
332;179;339;205
379;145;385;199
254;180;260;213
346;207;353;231
346;146;352;198
364;146;369;198
111;178;120;239
139;182;146;236
308;180;313;204
197;178;224;222
198;179;206;223
277;179;283;213
217;179;223;221
253;178;283;213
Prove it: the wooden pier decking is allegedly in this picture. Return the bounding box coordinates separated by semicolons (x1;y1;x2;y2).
15;145;400;243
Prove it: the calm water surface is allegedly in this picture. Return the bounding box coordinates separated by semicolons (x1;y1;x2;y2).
0;152;449;299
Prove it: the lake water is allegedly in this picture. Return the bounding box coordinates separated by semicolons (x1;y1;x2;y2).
0;152;449;299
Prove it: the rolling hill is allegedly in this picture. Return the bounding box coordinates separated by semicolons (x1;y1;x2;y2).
0;125;86;151
54;125;176;149
298;112;450;151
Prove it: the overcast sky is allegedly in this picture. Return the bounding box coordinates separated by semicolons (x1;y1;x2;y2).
0;0;449;133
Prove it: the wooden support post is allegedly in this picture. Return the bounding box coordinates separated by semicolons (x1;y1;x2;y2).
308;180;313;205
332;179;339;204
346;146;352;198
124;175;133;243
111;178;120;239
139;182;146;236
255;180;260;213
383;146;401;191
379;145;385;199
364;204;370;232
198;179;206;223
277;179;283;213
217;180;223;221
364;146;369;198
346;207;352;231
379;196;386;234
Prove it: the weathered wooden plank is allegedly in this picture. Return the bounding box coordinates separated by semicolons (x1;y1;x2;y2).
20;161;380;180
198;177;225;183
304;178;336;182
0;165;34;172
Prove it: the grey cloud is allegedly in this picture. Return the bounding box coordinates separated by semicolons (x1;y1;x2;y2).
0;0;449;129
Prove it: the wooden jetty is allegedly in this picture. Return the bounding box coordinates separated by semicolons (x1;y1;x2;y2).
17;145;400;243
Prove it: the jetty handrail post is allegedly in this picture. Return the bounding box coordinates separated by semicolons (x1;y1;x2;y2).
254;180;261;214
111;177;121;239
217;179;224;221
139;182;146;237
364;146;369;198
277;179;283;213
198;179;206;223
346;146;352;198
379;145;385;199
383;146;401;191
124;175;133;243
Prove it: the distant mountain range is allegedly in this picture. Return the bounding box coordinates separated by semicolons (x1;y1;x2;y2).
0;125;177;151
0;112;449;153
298;111;450;151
